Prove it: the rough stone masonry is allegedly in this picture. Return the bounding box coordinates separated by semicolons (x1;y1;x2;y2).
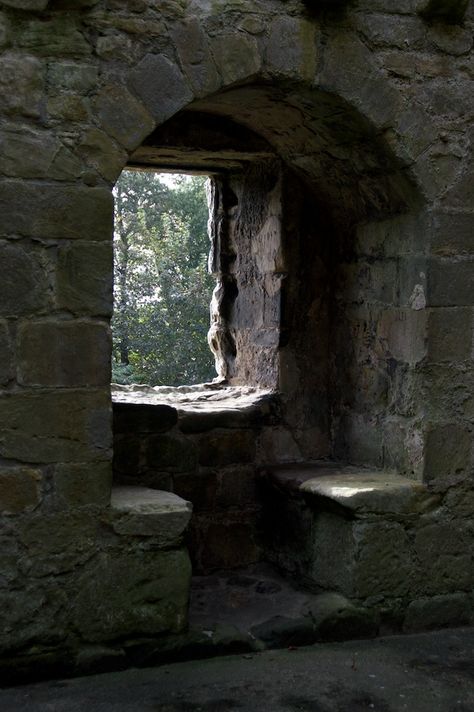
0;0;473;678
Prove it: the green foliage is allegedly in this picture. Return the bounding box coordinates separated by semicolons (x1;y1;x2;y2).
112;170;216;386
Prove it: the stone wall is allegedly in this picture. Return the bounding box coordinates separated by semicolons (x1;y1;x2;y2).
0;0;473;665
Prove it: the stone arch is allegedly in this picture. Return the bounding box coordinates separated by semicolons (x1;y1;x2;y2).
99;33;431;478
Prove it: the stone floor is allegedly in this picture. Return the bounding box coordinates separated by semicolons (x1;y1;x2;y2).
3;627;474;711
188;563;376;651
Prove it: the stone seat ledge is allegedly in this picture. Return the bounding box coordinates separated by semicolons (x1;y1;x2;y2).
110;486;192;544
262;463;438;516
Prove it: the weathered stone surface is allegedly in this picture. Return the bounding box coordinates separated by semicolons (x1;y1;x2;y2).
56;242;113;317
0;467;42;514
146;434;197;472
0;182;113;241
113;435;141;476
198;430;256;467
0;54;43;118
76;128;127;182
71;548;191;641
0;0;48;8
427;257;474;306
274;465;433;515
431;212;474;256
17;320;111;387
353;521;416;599
418;0;469;24
129;54;193;125
426;307;472;362
210;34;261;87
404;593;471;631
0;241;50;316
93;84;155;151
415;521;474;594
0;127;83;180
0;390;111;463
0;320;13;385
53;462;112;508
423;423;472;482
113;402;178;434
0;12;10;49
47;62;98;92
18;16;92;56
110;486;192;541
171;18;220;98
265;16;317;80
18;510;100;576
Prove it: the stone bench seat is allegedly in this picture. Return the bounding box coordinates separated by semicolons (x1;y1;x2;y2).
110;486;192;545
262;463;435;517
260;463;440;601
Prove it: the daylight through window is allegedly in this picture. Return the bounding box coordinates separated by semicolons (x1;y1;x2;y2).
112;169;216;387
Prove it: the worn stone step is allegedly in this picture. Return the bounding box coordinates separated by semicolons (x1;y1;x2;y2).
110;486;192;544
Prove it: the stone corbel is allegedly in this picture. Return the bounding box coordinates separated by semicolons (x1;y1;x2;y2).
418;0;469;24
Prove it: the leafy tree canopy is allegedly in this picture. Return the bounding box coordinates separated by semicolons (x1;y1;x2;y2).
112;169;216;386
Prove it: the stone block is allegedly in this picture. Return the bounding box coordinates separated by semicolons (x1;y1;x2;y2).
423;423;472;483
404;593;471;632
427;258;474;306
0;54;43;118
47;61;98;93
71;548;191;641
198;430;256;467
0;390;111;463
93;84;155;151
193;516;260;572
265;16;317;81
414;520;474;594
113;402;177;434
309;512;356;595
0;127;82;180
0;467;42;514
216;465;258;510
377;308;427;364
172;470;217;512
146;434;197;473
0;0;48;8
426;307;472;362
353;521;417;599
53;462;112;509
18;16;92;56
0;241;50;317
129;54;193;126
77;128;127;183
110;486;192;542
171;18;221;98
47;94;89;122
56;242;113;317
18;510;99;576
17;320;111;387
210;34;261;86
0;12;10;49
431;212;474;256
0;182;113;241
423;364;473;420
0;320;13;386
113;434;141;476
418;0;469;24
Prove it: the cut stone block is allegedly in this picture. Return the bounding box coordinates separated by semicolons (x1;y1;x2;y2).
110;486;192;544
